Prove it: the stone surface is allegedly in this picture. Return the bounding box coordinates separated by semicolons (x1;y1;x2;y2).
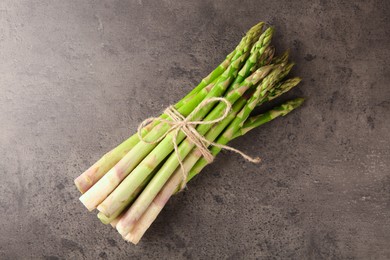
0;0;389;259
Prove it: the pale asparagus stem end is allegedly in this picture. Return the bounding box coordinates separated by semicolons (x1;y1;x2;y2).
126;169;183;244
110;214;122;228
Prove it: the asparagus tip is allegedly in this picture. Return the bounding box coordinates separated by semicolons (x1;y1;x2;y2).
281;98;305;115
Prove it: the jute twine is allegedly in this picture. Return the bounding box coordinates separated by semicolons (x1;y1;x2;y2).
137;97;260;190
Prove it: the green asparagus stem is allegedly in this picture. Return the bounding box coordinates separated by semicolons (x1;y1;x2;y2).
233;98;304;138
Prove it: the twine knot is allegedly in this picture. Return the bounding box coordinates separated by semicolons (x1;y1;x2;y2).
137;97;260;190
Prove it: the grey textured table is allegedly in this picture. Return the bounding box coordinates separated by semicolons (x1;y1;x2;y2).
1;1;389;259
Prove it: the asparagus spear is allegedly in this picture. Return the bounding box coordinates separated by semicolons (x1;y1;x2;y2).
74;23;264;194
125;98;304;244
234;98;304;138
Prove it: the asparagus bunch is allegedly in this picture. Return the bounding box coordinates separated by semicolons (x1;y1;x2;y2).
75;22;305;244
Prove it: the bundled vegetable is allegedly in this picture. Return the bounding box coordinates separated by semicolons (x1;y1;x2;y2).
75;22;304;244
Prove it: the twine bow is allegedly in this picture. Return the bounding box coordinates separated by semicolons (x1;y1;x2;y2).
137;97;261;190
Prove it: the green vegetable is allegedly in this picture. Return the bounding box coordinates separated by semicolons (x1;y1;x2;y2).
75;22;305;244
